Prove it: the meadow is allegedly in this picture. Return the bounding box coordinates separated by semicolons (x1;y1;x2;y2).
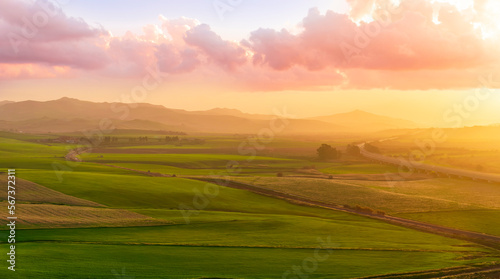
3;243;490;279
373;128;500;174
229;176;500;236
0;131;499;278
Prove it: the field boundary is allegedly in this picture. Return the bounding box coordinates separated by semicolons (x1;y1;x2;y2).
188;177;500;252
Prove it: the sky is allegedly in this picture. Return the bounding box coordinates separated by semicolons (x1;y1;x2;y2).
0;0;500;126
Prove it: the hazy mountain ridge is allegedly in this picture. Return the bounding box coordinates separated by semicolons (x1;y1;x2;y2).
0;100;14;107
0;98;419;133
188;108;276;120
0;117;185;133
310;110;420;131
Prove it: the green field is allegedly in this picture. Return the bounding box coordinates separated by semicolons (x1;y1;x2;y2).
1;133;499;278
397;209;500;237
231;175;500;211
3;243;489;279
373;129;500;174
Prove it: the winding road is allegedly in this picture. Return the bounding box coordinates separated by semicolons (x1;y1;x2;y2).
191;177;500;251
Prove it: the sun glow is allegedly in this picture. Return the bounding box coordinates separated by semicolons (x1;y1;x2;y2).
432;0;474;10
430;0;500;39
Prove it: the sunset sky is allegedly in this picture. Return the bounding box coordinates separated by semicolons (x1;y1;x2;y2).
1;0;500;126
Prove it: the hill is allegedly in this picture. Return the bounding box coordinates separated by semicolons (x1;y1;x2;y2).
310;110;420;132
0;100;14;107
188;108;275;120
0;98;421;133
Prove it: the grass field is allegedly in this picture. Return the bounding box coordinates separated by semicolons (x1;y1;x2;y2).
0;202;168;229
3;243;491;279
0;175;102;207
13;211;487;251
397;209;500;237
230;176;482;213
1;134;500;278
373;129;500;174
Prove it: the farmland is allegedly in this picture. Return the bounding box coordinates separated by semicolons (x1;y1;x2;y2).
372;127;500;174
0;131;499;278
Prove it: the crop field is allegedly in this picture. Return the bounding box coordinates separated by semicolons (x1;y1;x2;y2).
397;210;500;237
229;175;500;237
0;175;102;207
0;202;168;229
1;133;499;278
373;129;500;174
3;243;493;279
230;177;478;213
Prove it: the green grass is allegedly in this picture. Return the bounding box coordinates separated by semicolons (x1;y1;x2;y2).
12;212;487;252
106;162;301;177
2;243;489;279
107;162;229;176
397;209;500;237
0;137;66;157
114;144;210;149
230;177;479;214
3;135;500;278
17;170;353;216
0;131;55;141
83;153;302;168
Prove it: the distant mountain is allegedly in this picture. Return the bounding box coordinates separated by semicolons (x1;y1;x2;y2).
0;117;182;133
0;98;420;134
189;108;275;120
309;110;420;132
0;101;14;107
0;98;343;134
0;97;171;122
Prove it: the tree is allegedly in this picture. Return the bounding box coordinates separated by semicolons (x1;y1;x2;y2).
346;144;361;156
364;143;380;153
317;144;340;160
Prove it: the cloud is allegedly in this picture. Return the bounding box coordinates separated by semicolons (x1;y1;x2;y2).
185;24;247;71
0;0;109;69
245;3;496;72
156;44;200;74
1;0;500;91
240;0;500;89
346;0;376;20
243;28;304;70
0;63;72;80
0;0;245;78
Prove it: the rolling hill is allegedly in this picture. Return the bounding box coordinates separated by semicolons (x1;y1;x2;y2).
310;110;420;132
0;98;421;133
0;100;14;107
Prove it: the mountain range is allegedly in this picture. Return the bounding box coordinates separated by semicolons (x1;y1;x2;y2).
0;98;421;134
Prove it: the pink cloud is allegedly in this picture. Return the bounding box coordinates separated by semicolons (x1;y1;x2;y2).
185;24;247;71
0;63;73;80
245;3;496;72
0;0;109;69
1;0;500;91
156;44;200;74
0;0;105;41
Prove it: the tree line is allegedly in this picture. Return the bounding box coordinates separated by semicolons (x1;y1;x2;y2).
316;143;380;160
